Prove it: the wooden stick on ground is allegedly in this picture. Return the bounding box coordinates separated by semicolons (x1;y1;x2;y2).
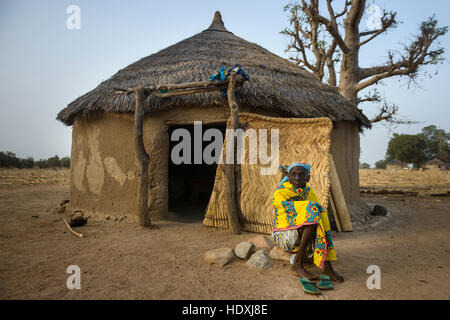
62;218;83;238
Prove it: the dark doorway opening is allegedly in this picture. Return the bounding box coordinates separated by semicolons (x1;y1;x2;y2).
168;122;226;222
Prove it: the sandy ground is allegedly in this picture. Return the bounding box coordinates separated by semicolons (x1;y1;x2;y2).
0;169;449;299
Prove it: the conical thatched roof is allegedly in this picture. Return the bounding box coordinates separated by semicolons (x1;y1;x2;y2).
425;158;446;166
57;11;370;128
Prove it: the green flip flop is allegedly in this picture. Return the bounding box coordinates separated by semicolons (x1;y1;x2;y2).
299;278;321;295
317;274;334;290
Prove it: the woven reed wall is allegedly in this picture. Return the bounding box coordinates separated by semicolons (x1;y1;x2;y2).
203;113;333;234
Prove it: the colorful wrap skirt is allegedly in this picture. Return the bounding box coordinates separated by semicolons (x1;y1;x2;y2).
272;181;337;269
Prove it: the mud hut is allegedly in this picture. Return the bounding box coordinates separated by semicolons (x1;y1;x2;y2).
424;158;446;171
57;12;370;229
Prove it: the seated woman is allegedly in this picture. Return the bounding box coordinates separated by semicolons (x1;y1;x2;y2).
271;162;344;283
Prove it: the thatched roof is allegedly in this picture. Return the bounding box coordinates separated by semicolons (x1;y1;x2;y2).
57;11;370;128
425;158;446;166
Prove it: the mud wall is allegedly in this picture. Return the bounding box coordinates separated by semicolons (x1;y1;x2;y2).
70;105;230;221
330;121;360;205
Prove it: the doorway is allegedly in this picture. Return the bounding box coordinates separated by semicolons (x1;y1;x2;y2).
167;122;226;221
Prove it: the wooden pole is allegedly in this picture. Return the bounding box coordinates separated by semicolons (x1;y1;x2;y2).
134;86;151;227
329;193;343;232
222;72;242;234
112;75;246;97
329;157;353;231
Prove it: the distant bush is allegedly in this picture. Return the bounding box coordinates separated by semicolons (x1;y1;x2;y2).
21;157;35;169
35;159;49;169
61;157;70;168
1;151;69;169
360;162;370;169
375;159;387;169
46;155;61;168
0;151;23;168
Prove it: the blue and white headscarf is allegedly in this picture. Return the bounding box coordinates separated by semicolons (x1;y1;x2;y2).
278;162;311;188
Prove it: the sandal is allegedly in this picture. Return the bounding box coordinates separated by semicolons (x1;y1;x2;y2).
298;278;321;295
317;274;334;290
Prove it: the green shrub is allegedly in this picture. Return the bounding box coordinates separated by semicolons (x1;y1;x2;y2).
0;151;23;168
21;157;35;168
61;157;70;168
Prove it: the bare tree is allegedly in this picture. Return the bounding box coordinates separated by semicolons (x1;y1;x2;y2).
282;0;448;123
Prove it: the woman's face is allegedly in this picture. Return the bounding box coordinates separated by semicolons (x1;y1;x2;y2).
288;166;309;188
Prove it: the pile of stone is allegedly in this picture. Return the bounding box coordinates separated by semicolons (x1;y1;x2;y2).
204;235;291;270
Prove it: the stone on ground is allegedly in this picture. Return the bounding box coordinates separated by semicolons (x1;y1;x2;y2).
234;241;254;259
269;246;290;262
371;204;388;216
204;248;235;267
246;250;272;270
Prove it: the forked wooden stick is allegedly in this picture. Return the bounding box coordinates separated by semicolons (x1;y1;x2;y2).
62;218;83;238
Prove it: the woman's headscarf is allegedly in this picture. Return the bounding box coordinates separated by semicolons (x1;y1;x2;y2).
278;162;311;188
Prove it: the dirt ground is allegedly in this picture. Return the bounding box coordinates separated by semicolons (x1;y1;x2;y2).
0;169;449;300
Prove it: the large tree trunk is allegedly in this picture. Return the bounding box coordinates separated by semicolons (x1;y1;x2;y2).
333;2;365;207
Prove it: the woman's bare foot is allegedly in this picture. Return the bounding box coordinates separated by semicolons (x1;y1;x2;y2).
324;261;344;283
291;265;318;280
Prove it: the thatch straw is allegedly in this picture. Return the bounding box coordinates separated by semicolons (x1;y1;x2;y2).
203;112;333;234
57;11;370;129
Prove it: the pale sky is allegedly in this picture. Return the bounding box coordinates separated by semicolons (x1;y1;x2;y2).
0;0;449;166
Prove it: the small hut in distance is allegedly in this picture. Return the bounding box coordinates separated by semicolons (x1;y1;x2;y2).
423;158;447;171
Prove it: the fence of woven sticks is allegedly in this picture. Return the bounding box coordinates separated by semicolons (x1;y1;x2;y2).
203;113;333;234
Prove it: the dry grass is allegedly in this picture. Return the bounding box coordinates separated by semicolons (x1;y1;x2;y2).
0;168;70;185
359;168;450;195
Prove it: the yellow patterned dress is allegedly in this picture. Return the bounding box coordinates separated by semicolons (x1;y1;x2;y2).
272;181;337;269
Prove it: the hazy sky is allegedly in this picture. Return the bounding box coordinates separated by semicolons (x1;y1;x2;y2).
0;0;449;166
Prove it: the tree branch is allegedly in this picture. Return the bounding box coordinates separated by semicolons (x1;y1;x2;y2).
357;89;381;104
358;16;448;84
358;11;397;47
370;103;397;123
356;68;410;91
302;0;349;53
345;0;366;33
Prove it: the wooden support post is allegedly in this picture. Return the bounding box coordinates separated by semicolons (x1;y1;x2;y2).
134;86;151;227
329;193;343;232
329;157;353;231
222;72;242;234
